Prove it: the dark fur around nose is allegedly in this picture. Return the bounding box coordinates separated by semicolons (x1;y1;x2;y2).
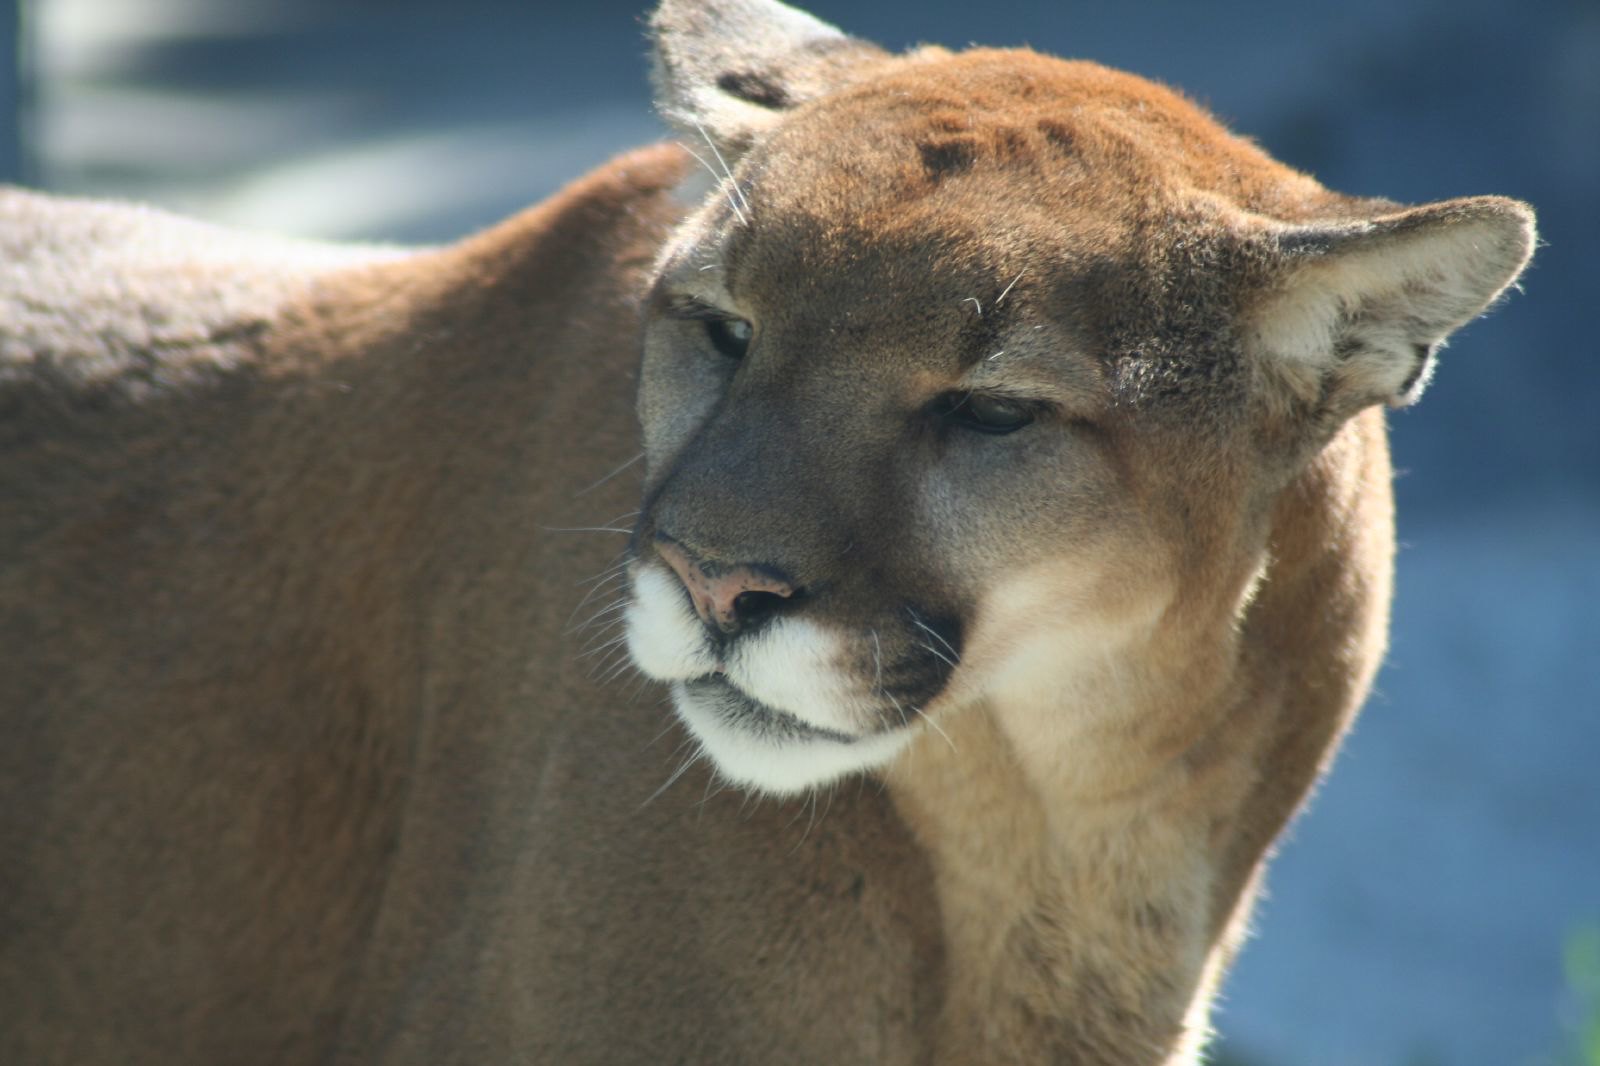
655;534;798;635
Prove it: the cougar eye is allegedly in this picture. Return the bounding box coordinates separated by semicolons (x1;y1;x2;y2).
705;317;753;360
933;391;1036;434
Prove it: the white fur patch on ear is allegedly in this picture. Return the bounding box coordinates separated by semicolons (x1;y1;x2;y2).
1248;196;1536;412
649;0;888;160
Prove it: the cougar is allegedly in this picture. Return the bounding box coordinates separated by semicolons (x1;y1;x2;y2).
0;1;1534;1063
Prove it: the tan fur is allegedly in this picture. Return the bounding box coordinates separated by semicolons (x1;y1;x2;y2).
1;2;1533;1063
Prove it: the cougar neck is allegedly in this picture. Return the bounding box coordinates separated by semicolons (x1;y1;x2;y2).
880;412;1394;1066
882;655;1235;1065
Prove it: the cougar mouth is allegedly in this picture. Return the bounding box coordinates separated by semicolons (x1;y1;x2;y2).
624;565;946;793
682;675;859;744
670;674;920;795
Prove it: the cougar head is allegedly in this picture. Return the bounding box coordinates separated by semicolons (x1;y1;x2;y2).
622;0;1534;796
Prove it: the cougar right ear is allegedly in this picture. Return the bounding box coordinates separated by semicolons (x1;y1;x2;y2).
650;0;890;162
1246;195;1536;418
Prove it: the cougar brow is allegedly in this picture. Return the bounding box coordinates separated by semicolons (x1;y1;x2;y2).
954;299;1016;370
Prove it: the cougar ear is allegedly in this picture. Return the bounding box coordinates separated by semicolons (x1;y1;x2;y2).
650;0;890;160
1247;196;1536;414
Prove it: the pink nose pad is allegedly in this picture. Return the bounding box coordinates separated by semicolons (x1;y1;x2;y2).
655;537;797;634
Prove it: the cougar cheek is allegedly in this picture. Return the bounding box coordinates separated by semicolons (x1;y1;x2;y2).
624;566;720;680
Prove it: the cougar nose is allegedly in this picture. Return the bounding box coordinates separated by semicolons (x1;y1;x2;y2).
654;535;797;635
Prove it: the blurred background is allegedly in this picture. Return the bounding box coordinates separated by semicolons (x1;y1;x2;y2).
5;0;1596;1062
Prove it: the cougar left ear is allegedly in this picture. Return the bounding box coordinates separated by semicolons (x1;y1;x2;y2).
1247;196;1536;414
650;0;890;161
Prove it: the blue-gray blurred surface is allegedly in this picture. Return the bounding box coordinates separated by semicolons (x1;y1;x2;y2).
2;0;25;182
29;0;1599;1063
